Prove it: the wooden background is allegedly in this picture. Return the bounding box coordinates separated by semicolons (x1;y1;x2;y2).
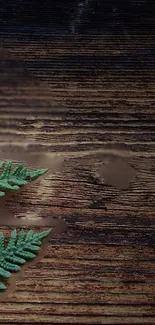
0;1;155;323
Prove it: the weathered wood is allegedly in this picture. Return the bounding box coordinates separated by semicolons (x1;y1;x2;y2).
0;22;155;325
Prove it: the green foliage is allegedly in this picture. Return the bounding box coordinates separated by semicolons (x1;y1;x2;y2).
0;160;48;196
0;229;51;290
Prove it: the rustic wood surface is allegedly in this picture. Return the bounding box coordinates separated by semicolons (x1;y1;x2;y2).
0;22;155;325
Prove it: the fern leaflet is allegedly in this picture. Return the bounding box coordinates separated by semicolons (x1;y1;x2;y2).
0;160;48;196
0;229;51;290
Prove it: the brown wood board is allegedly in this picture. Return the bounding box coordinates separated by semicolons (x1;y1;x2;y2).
0;31;155;324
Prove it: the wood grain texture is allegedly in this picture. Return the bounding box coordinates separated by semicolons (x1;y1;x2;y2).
0;22;155;325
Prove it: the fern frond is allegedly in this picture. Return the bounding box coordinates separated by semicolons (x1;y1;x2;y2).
0;233;4;251
0;160;48;196
26;168;48;180
0;229;51;290
16;229;25;248
0;282;6;290
7;229;17;251
0;267;11;278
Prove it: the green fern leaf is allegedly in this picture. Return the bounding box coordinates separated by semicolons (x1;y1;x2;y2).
10;163;24;177
0;282;6;290
5;255;26;265
0;260;20;272
24;243;41;251
0;181;19;191
16;229;25;247
0;229;51;290
25;229;34;242
0;160;48;196
26;168;48;180
6;229;17;251
0;160;12;180
0;233;4;251
15;250;36;259
33;230;52;241
0;267;11;278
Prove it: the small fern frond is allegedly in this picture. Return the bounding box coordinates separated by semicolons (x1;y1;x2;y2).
0;282;6;290
16;229;25;248
25;229;34;242
0;233;4;251
6;229;17;251
0;160;12;180
26;168;48;180
0;260;20;272
0;160;48;196
0;229;51;290
0;267;11;278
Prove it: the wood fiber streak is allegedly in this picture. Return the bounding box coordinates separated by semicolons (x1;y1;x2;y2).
0;28;155;324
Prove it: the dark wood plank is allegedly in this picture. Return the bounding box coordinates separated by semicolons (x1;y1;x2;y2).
0;17;155;325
